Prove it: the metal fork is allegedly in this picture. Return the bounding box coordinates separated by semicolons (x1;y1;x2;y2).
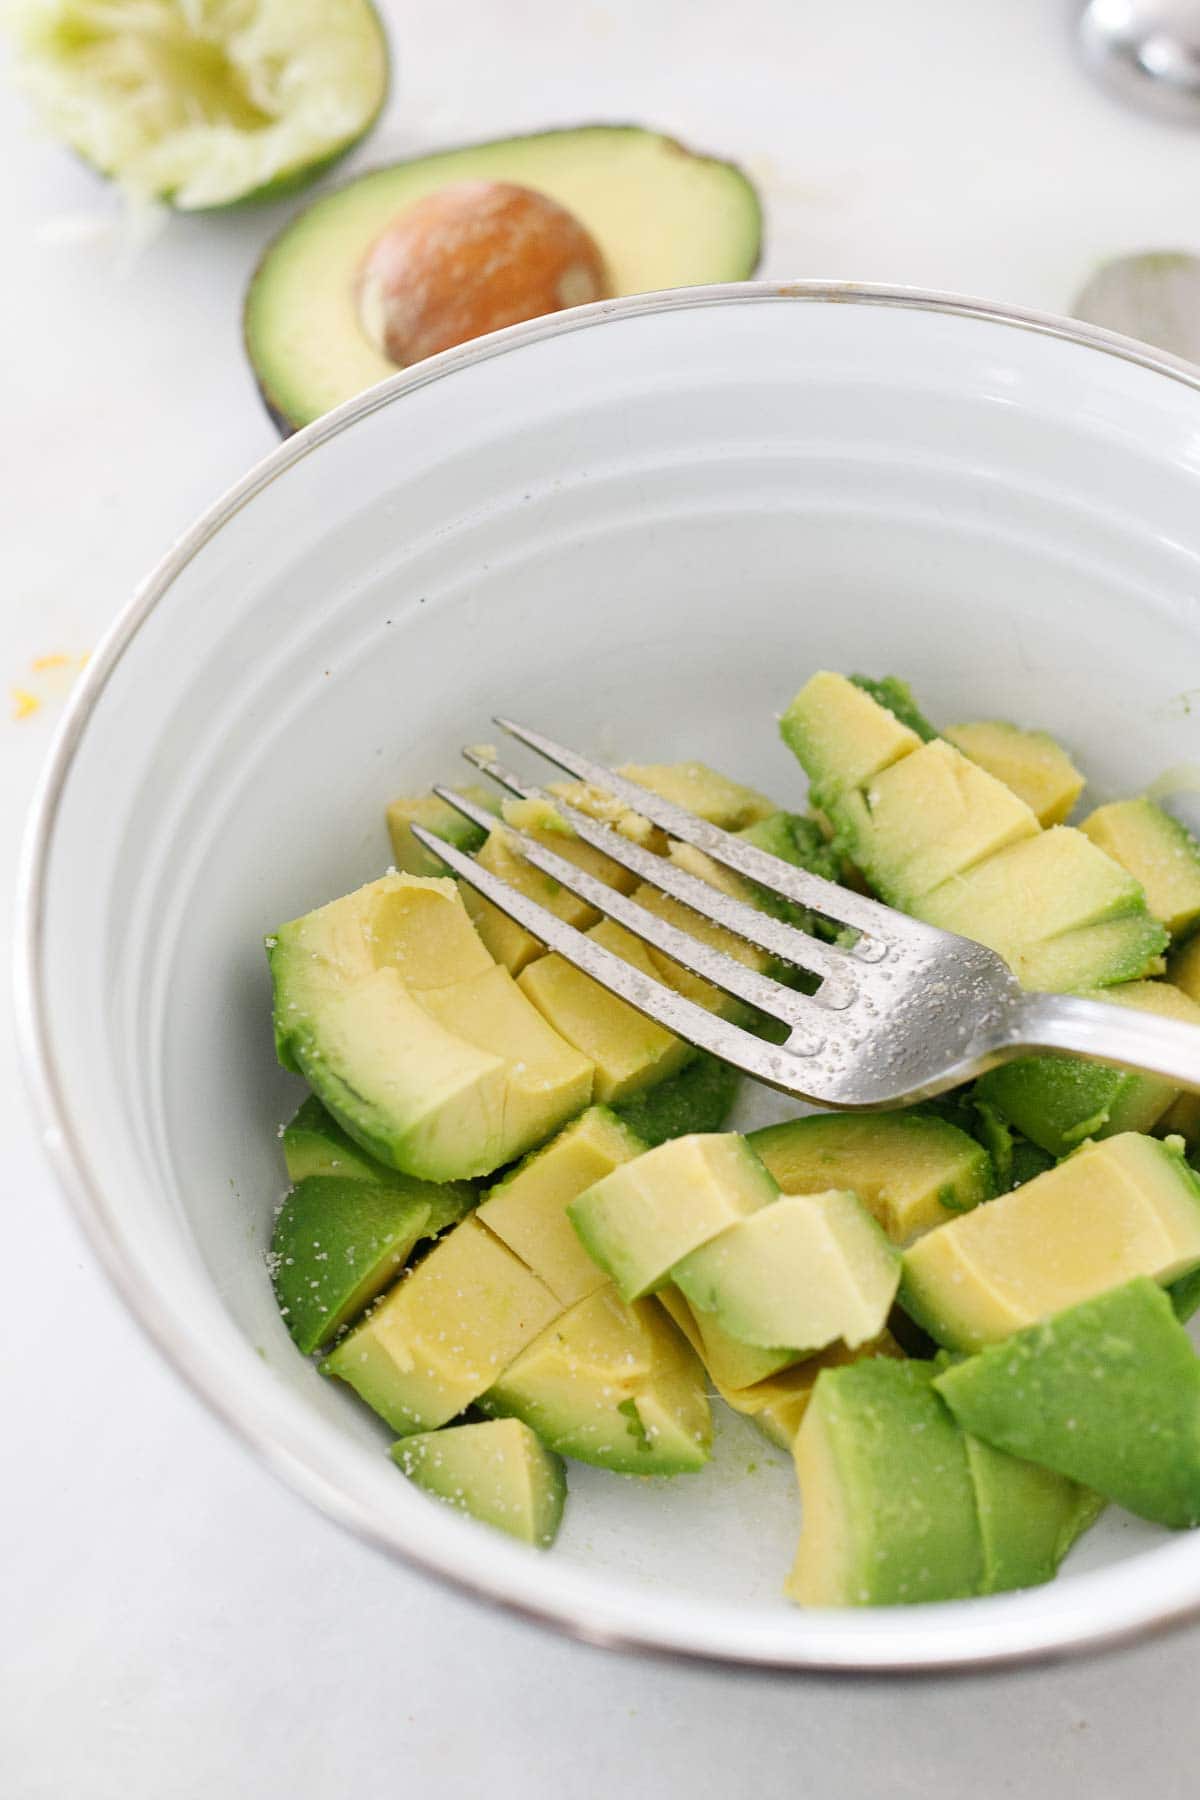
409;720;1200;1109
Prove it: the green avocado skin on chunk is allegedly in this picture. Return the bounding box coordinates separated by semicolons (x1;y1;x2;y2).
789;1359;984;1605
849;675;937;742
612;1052;741;1147
272;1176;437;1355
935;1278;1200;1529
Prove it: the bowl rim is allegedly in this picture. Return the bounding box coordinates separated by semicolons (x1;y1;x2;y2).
17;278;1200;1676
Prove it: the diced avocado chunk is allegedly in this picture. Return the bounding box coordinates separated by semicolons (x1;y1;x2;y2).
270;874;593;1181
943;720;1085;828
568;1132;778;1301
613;1051;741;1148
780;670;923;809
1081;797;1200;939
900;1133;1200;1351
280;1097;478;1240
919;827;1167;991
749;1110;995;1246
658;1285;805;1391
321;1217;563;1433
482;1286;712;1474
1170;931;1200;1002
849;675;936;742
1169;1262;1200;1322
392;1418;566;1547
935;1277;1200;1528
518;918;696;1102
386;786;499;879
282;1093;408;1185
835;739;1039;905
963;1434;1102;1594
464;824;636;975
619;761;777;829
476;1106;646;1305
975;980;1200;1157
786;1360;984;1606
711;1333;906;1450
272;1176;434;1355
673;1190;900;1352
781;674;1167;991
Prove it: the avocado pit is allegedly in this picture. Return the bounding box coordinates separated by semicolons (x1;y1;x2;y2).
355;179;612;366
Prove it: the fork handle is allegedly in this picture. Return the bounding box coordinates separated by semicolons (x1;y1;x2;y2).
1009;993;1200;1094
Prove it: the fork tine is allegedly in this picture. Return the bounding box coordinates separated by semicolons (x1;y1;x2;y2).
493;716;898;949
446;757;858;1006
432;786;829;1039
410;824;830;1091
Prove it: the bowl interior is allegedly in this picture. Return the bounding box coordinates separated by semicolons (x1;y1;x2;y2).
26;287;1200;1669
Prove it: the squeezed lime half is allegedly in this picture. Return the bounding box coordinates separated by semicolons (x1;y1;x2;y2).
10;0;389;209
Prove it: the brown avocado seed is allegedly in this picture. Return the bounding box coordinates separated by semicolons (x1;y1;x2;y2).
355;179;612;366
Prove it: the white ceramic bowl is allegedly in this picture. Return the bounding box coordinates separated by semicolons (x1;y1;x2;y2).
18;283;1200;1673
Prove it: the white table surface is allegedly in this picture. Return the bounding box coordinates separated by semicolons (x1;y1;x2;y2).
6;3;1200;1795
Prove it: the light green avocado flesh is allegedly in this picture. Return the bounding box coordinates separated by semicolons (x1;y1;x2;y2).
386;786;499;879
787;1360;984;1605
269;873;593;1182
964;1434;1103;1594
392;1417;566;1547
281;1096;477;1238
245;125;763;431
271;1171;471;1354
481;1287;712;1475
748;1110;994;1246
936;1279;1200;1529
12;0;389;210
780;672;1167;991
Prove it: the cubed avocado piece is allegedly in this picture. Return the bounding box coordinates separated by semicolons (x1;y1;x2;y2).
673;1190;900;1352
464;824;636;975
963;1435;1103;1594
849;675;936;741
476;1106;646;1305
748;1110;995;1246
1081;797;1200;939
269;875;593;1181
482;1286;712;1474
282;1093;409;1185
899;1133;1200;1352
272;1176;438;1354
321;1216;563;1433
517;918;697;1102
835;738;1039;905
711;1333;906;1450
943;720;1085;828
919;827;1167;991
244;126;763;434
780;670;923;809
786;1360;984;1606
392;1418;566;1547
619;761;777;829
568;1132;778;1301
935;1277;1200;1528
280;1097;479;1240
974;980;1200;1158
658;1285;804;1391
613;1051;741;1147
386;786;500;879
630;875;766;1025
781;675;1167;991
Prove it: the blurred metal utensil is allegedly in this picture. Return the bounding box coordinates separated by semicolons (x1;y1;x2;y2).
1073;250;1200;362
1078;0;1200;123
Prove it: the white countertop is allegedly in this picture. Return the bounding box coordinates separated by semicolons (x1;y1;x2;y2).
6;4;1200;1795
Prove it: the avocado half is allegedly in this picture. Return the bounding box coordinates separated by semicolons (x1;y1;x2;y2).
244;124;765;435
10;0;389;210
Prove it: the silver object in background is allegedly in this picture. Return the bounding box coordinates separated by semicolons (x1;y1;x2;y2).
1073;250;1200;363
1078;0;1200;123
417;720;1200;1111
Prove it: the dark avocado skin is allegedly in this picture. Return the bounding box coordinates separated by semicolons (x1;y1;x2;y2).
244;123;765;436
